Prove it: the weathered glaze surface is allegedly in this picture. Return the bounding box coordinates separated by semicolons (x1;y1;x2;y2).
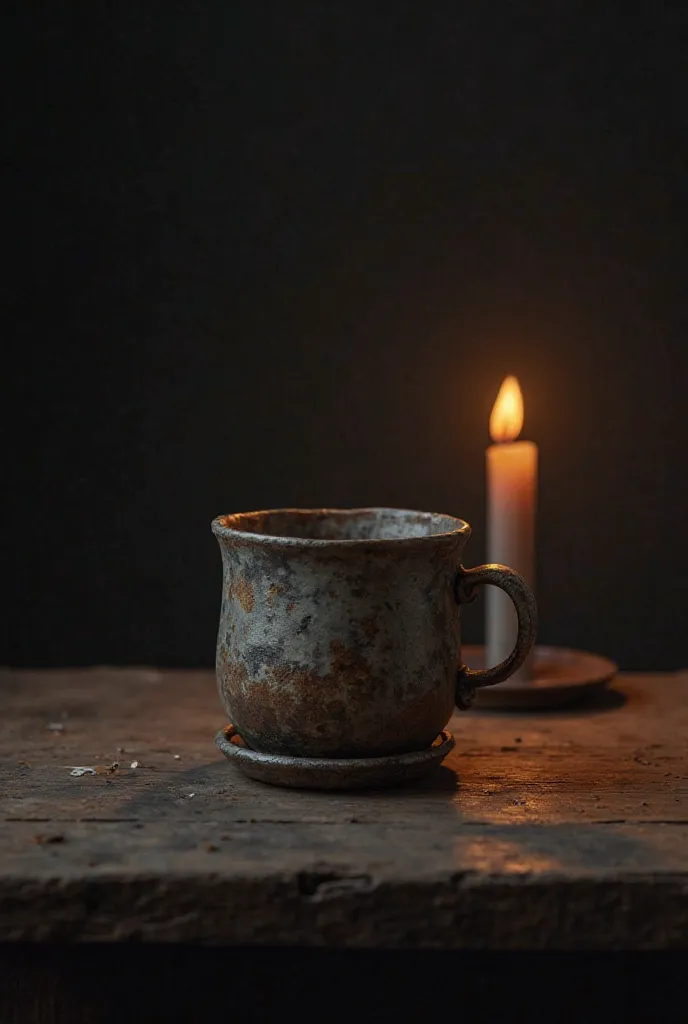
211;508;537;759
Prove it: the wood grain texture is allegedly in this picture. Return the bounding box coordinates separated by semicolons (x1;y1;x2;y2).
1;668;688;948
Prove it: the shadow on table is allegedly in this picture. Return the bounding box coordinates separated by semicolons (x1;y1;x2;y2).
472;683;629;717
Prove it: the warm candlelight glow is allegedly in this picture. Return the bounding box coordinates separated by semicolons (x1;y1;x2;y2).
489;375;524;443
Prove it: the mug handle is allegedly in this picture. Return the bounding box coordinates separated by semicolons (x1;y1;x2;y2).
454;564;538;709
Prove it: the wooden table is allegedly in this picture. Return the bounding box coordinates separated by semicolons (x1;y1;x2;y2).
1;667;687;1020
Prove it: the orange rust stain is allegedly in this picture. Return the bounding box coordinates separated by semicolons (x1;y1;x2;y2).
219;658;251;694
286;602;296;613
329;639;371;679
267;584;282;606
217;638;450;758
227;576;255;613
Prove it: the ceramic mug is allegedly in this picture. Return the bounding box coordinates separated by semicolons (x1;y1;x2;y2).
211;507;537;758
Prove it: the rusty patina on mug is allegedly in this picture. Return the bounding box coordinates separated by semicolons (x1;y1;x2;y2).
211;508;537;758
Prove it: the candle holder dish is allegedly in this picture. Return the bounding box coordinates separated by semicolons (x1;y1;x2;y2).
464;645;618;709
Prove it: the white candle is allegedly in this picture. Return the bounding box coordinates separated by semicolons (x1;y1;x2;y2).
486;376;538;681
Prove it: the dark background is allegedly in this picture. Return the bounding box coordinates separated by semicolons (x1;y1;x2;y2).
5;4;688;670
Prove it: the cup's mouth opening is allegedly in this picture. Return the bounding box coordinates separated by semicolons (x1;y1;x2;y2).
211;507;470;547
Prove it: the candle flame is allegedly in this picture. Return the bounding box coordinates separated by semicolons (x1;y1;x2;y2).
490;376;524;442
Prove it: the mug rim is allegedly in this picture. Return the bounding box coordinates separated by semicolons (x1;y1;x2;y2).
211;506;470;549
